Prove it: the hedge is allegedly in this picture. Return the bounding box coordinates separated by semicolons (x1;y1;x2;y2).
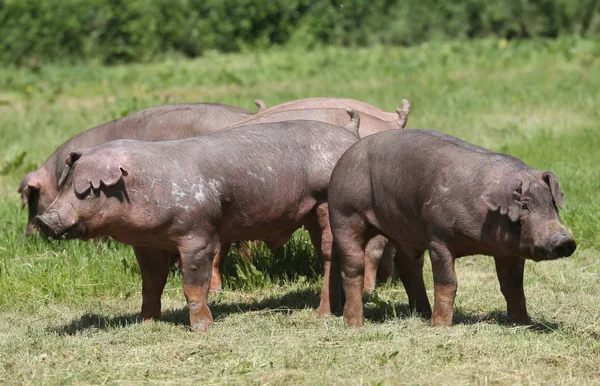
0;0;598;66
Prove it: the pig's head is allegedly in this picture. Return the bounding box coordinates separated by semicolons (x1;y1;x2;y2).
18;168;57;236
35;149;129;241
482;171;576;261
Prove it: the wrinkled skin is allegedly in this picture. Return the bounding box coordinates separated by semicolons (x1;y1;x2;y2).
37;118;362;332
256;97;410;123
19;102;261;236
215;99;412;292
328;129;577;328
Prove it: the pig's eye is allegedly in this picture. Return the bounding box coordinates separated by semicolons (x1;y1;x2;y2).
76;189;94;199
521;203;529;212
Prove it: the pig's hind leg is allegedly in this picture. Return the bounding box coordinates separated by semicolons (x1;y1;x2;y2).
428;242;457;327
133;246;172;321
330;211;370;328
306;203;342;318
178;235;220;332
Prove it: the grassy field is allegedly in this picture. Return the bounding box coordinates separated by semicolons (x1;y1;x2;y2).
1;38;600;384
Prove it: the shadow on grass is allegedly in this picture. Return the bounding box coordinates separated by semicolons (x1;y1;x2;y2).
51;312;145;335
453;309;562;332
51;287;561;335
51;286;322;335
362;298;562;333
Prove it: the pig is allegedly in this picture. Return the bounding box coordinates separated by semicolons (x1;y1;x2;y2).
228;100;411;138
18;102;263;236
255;97;409;123
211;99;412;293
328;128;577;327
36;112;361;332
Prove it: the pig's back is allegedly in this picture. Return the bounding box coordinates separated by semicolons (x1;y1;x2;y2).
48;103;252;183
368;129;527;172
197;120;358;187
263;98;396;121
229;108;395;138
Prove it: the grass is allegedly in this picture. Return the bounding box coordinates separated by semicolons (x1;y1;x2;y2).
1;38;600;384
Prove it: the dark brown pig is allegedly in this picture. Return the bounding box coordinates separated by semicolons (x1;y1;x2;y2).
259;97;409;123
36;112;361;332
328;129;576;327
214;100;411;292
18;102;261;236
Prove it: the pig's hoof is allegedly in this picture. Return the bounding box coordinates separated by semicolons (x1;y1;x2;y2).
190;320;213;333
431;319;453;327
414;305;432;319
140;312;161;322
506;313;532;326
344;317;365;328
417;309;433;320
317;308;331;318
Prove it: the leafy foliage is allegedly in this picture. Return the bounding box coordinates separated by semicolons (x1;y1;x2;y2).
0;0;599;66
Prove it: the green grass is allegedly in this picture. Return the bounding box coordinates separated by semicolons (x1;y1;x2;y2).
1;38;600;384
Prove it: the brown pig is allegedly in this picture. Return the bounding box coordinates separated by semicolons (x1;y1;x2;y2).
36;112;361;332
18;102;262;236
213;99;412;293
256;97;409;123
328;129;576;327
228;99;411;138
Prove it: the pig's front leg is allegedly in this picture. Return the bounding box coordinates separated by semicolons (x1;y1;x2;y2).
429;242;457;327
179;237;220;333
133;246;172;321
393;245;431;318
494;255;531;325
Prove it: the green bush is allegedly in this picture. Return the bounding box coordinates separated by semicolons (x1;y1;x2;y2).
0;0;598;66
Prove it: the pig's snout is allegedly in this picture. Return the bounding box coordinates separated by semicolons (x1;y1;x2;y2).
36;213;61;239
550;234;577;258
36;209;83;240
533;231;577;260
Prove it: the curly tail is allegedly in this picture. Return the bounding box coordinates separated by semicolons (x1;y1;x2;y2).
344;108;361;138
395;99;411;128
254;99;267;111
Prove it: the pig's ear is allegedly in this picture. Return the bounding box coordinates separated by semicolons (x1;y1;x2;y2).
18;171;41;208
73;154;128;196
482;178;523;222
58;150;84;188
542;171;564;209
66;150;83;167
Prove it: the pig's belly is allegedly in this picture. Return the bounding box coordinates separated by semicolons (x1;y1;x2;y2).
218;196;318;244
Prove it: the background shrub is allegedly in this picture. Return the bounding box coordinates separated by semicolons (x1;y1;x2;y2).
0;0;598;66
